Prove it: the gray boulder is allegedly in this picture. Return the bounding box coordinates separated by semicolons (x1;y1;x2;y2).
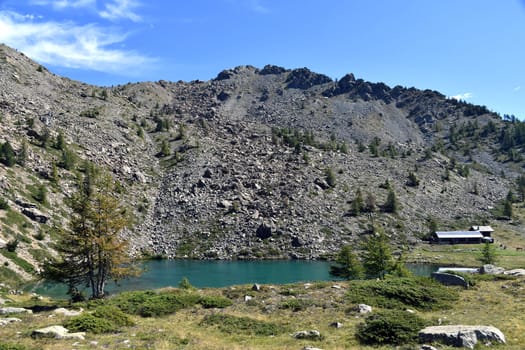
503;268;525;276
480;264;505;275
355;304;372;314
419;325;505;349
293;330;322;340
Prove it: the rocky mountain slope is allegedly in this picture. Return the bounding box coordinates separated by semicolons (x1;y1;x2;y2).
0;44;522;280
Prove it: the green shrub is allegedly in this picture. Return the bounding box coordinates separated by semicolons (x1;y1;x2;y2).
178;277;194;290
346;277;458;311
5;239;18;252
356;309;428;345
92;306;135;327
201;314;287;336
279;298;313;312
138;293;201;317
0;198;9;210
108;290;231;317
110;290;199;317
64;314;117;334
198;295;233;309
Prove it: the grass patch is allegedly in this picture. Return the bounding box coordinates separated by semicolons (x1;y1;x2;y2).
346;276;458;311
279;298;313;311
200;313;288;336
0;209;30;234
0;265;23;288
28;248;52;263
0;250;34;273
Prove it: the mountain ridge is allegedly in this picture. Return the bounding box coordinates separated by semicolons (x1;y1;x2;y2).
0;43;522;281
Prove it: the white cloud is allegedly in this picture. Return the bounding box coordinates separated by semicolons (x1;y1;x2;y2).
449;92;473;101
99;0;142;22
30;0;95;10
514;86;521;92
0;10;154;75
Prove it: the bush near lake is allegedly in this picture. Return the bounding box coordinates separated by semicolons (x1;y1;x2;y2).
107;289;232;317
356;309;429;345
63;313;117;334
63;306;134;334
201;313;288;336
346;276;458;311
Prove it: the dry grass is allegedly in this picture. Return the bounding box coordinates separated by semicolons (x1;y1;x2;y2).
1;277;525;350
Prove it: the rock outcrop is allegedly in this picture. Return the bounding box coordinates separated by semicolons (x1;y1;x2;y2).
419;325;505;349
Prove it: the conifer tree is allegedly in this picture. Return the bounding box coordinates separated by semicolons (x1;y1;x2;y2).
352;188;364;215
361;227;394;279
42;167;139;299
478;242;498;265
329;245;364;279
0;141;16;167
383;188;399;213
17;139;28;166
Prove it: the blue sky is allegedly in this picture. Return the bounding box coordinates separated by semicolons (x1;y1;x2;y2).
1;1;524;118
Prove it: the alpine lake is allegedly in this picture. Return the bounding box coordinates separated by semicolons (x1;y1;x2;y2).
32;259;439;298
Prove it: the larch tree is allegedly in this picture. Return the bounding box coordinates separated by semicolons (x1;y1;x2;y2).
42;165;139;299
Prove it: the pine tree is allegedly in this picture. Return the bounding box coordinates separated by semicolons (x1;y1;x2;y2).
55;131;65;150
478;242;498;265
503;199;513;219
60;148;77;170
42;169;139;299
0;141;16;167
17;139;28;166
361;227;394;279
383;188;399;213
330;245;364;279
160;140;171;157
352;188;364;215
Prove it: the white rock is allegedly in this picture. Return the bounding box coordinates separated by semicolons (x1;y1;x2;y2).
32;325;85;340
0;317;21;326
0;307;32;315
53;307;83;317
503;269;525;276
355;304;372;314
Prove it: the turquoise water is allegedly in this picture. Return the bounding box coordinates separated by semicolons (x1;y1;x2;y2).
32;260;438;298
